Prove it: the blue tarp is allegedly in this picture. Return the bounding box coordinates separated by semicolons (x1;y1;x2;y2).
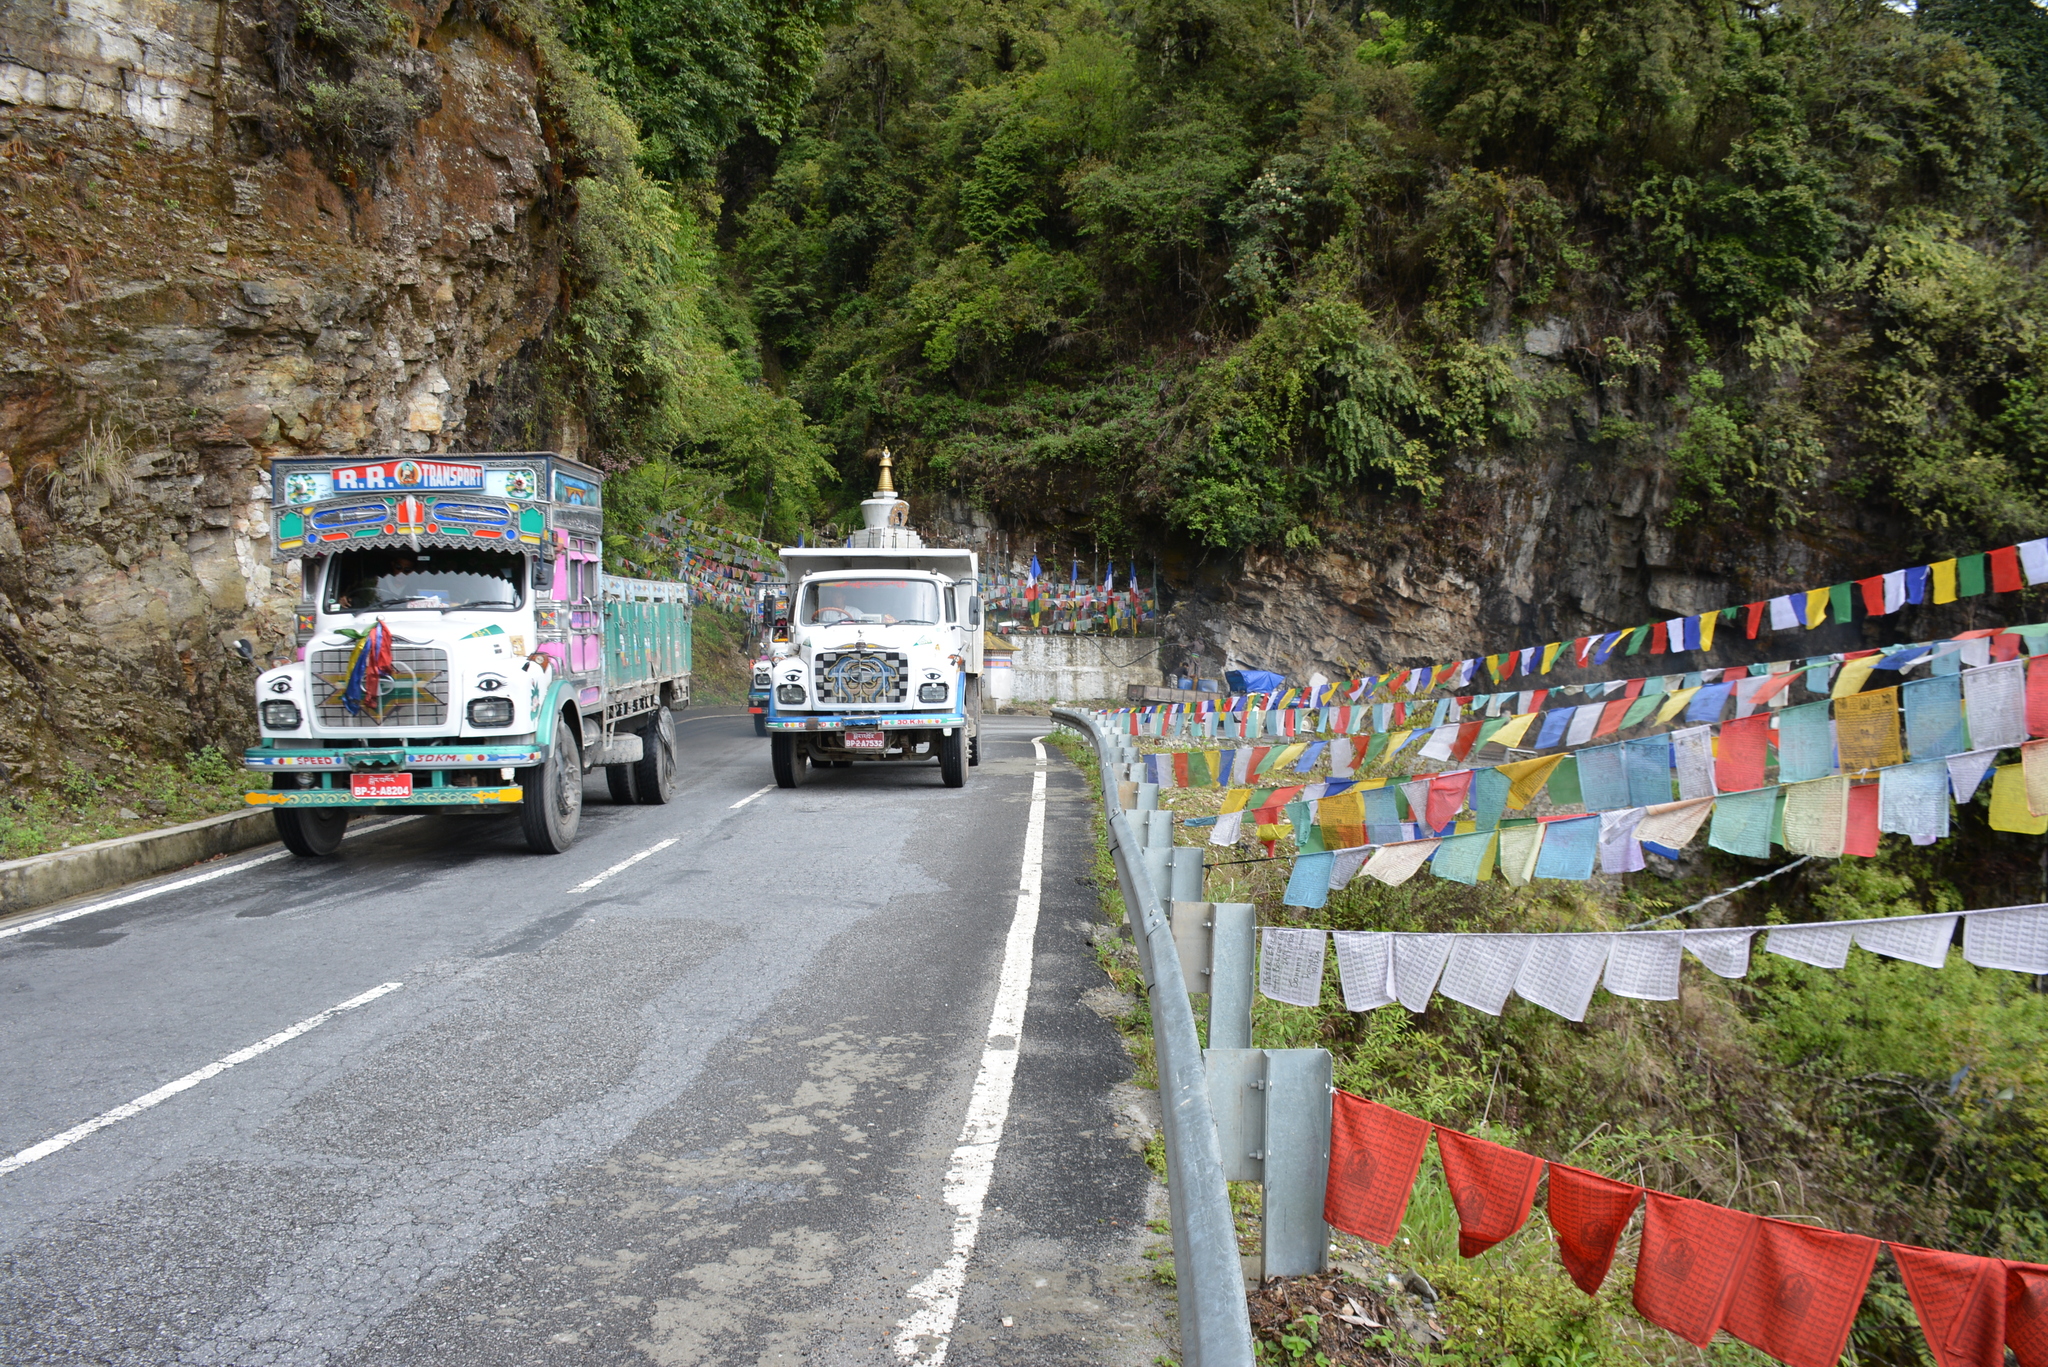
1226;669;1286;694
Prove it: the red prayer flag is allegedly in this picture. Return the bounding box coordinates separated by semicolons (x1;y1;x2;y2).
1284;709;1298;736
1993;632;2024;664
1633;1192;1762;1346
1434;1127;1542;1257
1173;751;1191;786
1426;770;1475;830
1324;1092;1431;1245
1859;576;1886;615
1717;713;1772;792
1650;621;1668;654
1723;1218;1879;1367
1891;1242;2008;1367
1450;720;1484;762
1391;700;1407;728
1992;545;2025;594
2011;1262;2048;1367
2030;657;2048;739
1547;1162;1642;1295
1574;636;1594;666
1746;602;1767;639
1248;746;1271;775
1845;781;1880;857
1595;699;1632;737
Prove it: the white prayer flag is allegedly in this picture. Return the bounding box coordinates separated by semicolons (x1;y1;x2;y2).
1962;904;2048;973
1766;922;1855;970
1328;846;1370;889
1672;726;1717;799
1400;779;1432;825
1770;595;1800;630
1948;748;2001;804
1604;931;1683;1000
1566;703;1604;747
2021;538;2048;586
1960;637;1992;670
1259;927;1328;1007
1684;927;1756;978
1329;737;1356;778
1882;570;1906;613
1880;759;1951;841
1851;914;1957;969
1365;839;1441;887
1514;934;1613;1022
1598;808;1647;873
1439;934;1534;1015
1211;809;1246;846
1392;933;1455;1012
1418;726;1459;762
1963;659;2028;749
1637;797;1716;850
1333;931;1396;1011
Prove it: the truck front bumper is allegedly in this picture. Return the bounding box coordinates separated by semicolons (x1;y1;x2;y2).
765;711;966;732
242;741;540;807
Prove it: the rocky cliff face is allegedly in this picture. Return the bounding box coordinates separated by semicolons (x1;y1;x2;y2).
0;0;565;783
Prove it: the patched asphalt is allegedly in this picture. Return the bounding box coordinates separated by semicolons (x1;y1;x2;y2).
0;712;1174;1365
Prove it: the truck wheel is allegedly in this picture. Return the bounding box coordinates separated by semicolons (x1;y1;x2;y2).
969;730;980;767
522;727;584;853
632;707;676;804
939;728;967;788
275;809;348;857
753;712;767;737
771;733;808;788
605;765;636;804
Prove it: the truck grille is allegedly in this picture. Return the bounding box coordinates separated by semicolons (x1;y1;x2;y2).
311;644;451;727
815;650;908;705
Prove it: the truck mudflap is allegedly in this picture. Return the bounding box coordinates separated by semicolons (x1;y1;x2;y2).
765;712;966;732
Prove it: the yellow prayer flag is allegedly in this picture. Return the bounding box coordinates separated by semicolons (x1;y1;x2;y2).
1220;787;1251;814
1654;687;1700;726
1933;559;1958;604
1835;687;1902;772
1497;753;1567;808
1804;586;1831;628
2024;740;2048;818
1540;642;1561;673
1990;764;2048;833
1318;788;1366;850
1697;611;1717;652
1489;711;1538;749
1831;655;1882;699
1475;831;1500;883
1353;776;1388;790
1267;742;1308;774
1498;824;1544;886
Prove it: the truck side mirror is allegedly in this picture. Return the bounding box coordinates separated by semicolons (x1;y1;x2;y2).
773;616;790;643
969;596;981;627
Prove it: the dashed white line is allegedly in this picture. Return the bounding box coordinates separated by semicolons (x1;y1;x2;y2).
566;836;678;894
0;815;422;943
892;735;1048;1365
728;784;775;810
0;980;404;1176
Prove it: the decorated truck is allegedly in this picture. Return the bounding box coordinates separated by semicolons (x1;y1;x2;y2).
242;452;691;856
763;454;982;787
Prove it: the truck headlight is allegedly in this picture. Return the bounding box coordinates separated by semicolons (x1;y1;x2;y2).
261;701;302;730
752;669;771;687
918;682;949;703
467;697;515;727
777;683;806;704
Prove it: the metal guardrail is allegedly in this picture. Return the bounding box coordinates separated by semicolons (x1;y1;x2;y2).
1051;707;1256;1367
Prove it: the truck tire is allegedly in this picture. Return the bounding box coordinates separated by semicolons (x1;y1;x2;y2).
753;712;767;737
522;727;584;853
968;731;980;767
605;764;636;803
771;733;808;788
275;808;348;857
939;728;967;788
632;707;676;804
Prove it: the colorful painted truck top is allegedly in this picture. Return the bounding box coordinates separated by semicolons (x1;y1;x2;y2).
244;452;692;856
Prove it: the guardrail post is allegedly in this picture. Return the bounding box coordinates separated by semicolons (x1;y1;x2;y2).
1169;846;1203;902
1202;1047;1333;1282
1207;903;1256;1050
1137;781;1160;811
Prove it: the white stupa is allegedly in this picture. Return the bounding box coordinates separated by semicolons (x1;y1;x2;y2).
845;448;923;549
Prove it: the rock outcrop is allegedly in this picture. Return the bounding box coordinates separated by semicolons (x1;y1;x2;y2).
0;0;565;782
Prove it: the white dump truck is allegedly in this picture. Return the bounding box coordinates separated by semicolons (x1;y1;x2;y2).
763;454;982;787
242;452;691;856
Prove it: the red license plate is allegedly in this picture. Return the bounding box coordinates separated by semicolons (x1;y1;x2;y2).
350;772;414;801
842;730;886;751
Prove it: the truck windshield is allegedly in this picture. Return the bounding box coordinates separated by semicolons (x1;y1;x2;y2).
803;578;940;626
324;549;526;613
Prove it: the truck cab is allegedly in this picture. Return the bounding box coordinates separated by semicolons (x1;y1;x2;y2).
764;455;982;787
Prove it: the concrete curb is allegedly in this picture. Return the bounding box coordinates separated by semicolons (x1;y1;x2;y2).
0;808;277;917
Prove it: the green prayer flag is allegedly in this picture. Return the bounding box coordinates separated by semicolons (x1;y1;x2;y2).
1430;830;1496;885
1619;695;1660;729
1959;553;1987;597
1829;582;1852;623
1363;732;1389;767
1625;624;1650;655
1189;751;1213;787
1548;756;1583;807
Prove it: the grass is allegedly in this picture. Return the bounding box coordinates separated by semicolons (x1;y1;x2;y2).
688;603;757;706
0;747;251;861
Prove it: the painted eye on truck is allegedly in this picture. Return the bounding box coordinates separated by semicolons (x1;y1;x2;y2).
475;675;506;692
269;679;293;694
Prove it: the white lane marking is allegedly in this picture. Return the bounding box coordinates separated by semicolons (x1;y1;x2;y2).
892;735;1048;1365
0;980;404;1176
728;784;775;810
0;815;422;943
566;836;678;894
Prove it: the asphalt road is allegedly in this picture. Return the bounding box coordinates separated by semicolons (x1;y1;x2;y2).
0;712;1173;1366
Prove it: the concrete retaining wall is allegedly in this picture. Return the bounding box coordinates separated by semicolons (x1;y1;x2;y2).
0;808;276;916
1011;636;1163;702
